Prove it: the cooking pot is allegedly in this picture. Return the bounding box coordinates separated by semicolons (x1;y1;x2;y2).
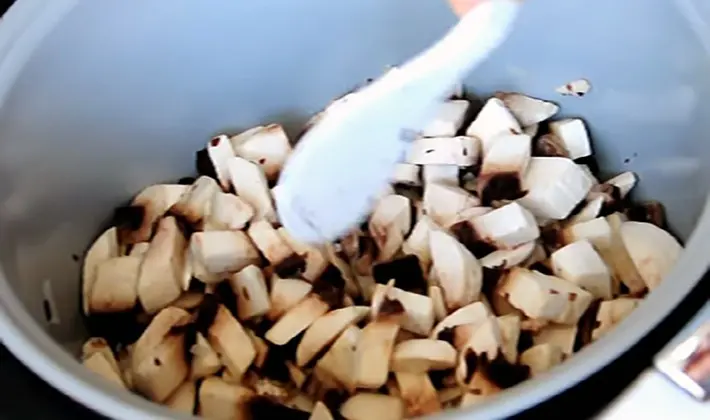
0;0;709;418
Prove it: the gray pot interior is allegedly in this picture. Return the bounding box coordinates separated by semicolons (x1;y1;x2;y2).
0;0;709;417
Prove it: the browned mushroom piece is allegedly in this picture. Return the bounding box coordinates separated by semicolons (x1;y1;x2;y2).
476;133;531;204
620;221;682;291
394;371;442;417
230;265;271;321
206;134;237;191
279;227;330;282
231;123;293;182
82;227;121;315
309;401;334;420
368;194;412;262
227;156;277;222
268;277;313;320
480;241;536;269
82;337;122;377
189;230;261;281
199;377;255;420
592;297;641;341
423;183;480;226
430;301;491;345
533;133;569;158
296;306;369;367
83;352;127;389
391;339;457;373
494;92;559;127
132;333;189;402
137;217;187;313
171;291;205;311
497;314;521;364
205;192;254;231
208;304;257;380
165;381;197;414
605;171;637;198
353;298;404;389
533;324;578;356
190;332;222;380
429;229;482;311
169;176;220;228
371;284;434;336
402;215;438;272
315;325;361;391
340;393;405;420
520;343;564;376
118;184;188;244
248;220;305;277
323;243;361;298
131;306;191;367
89;256;141;313
265;294;331;346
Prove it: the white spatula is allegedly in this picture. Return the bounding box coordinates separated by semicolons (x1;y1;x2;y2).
274;0;522;243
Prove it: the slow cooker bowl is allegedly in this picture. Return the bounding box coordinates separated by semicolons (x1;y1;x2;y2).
1;0;710;419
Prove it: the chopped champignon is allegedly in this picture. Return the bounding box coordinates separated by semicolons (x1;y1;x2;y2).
315;325;361;391
230;265;271;320
423;184;480;226
268;278;313;320
548;119;592;160
430;302;491;343
567;196;604;225
368;195;412;261
208;304;257;379
279;227;329;282
620;221;682;290
83;352;127;388
248;221;300;273
498;268;594;325
391;163;421;186
189;230;261;279
372;255;426;294
89;256;141;313
551;240;612;299
391;339;457;373
533;324;577;356
477;133;531;204
421;99;470;137
132;334;189;402
497;314;521;364
466;98;522;154
129;241;151;257
592;298;641;340
407;136;479;166
82;227;121;314
310;401;334;420
121;184;188;244
523;123;539;138
137;217;186;313
480;241;536;269
265;294;330;346
170;176;220;227
231;123;292;182
533;133;569;158
353;301;403;389
322;244;361;298
205;193;254;231
495;92;559;127
402;215;438;271
199;377;255;420
472;202;540;249
519;343;564;375
518;157;595;220
605;171;637;198
340;393;404;420
296;306;368;367
131;307;191;369
190;332;222;379
429;286;448;322
82;337;122;378
206;134;237;191
394;371;441;416
555;78;591;97
165;381;197;414
227;156;277;222
429;229;482;311
422;164;460;187
371;284;434;336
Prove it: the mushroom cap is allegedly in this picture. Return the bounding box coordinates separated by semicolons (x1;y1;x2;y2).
620;221;682;290
391;339;457;373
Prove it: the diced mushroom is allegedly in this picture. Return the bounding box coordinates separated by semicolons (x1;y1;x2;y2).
279;228;329;282
472;202;540;249
137;217;186;313
605;172;637;198
495;92;559;127
497;314;521;364
459;391;489;408
82;227;121;314
605;214;648;294
227;156;277;222
322;244;360;297
466;98;522;154
620;221;682;290
268;278;313;320
592;297;641;340
550;240;612;299
121;184;188;244
129;242;151;257
533;133;569;158
368;194;412;261
230;265;271;320
83;352;127;388
548;119;592;160
132;334;189;402
170;176;220;226
190;230;260;279
429;229;482;310
577;164;599;185
395;371;441;416
207;134;237;190
518;157;595;220
423;184;480;226
438;387;464;406
170;291;204;311
480;241;536;269
244;329;269;369
296;306;369;367
477;133;531;203
402;215;437;271
391;339;457;373
316;325;361;391
422;164;460;187
567;196;604;225
555;78;591;97
82;337;122;378
340;393;404;420
231;123;292;182
265;294;330;345
353;299;404;389
429;286;447;322
89;256;141;313
165;381;197;414
190;332;222;380
131;307;191;368
445;206;493;228
205;193;254;231
391;163;421;186
523;124;539;138
208;304;257;379
371;284;434;335
407;136;479;166
498;268;594;325
199;377;255;420
248;221;300;272
533;324;577;356
461;316;503;360
421;99;470;137
520;344;563;375
430;301;491;342
310;401;334;420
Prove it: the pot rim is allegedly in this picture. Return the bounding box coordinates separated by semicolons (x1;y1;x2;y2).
0;1;708;419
